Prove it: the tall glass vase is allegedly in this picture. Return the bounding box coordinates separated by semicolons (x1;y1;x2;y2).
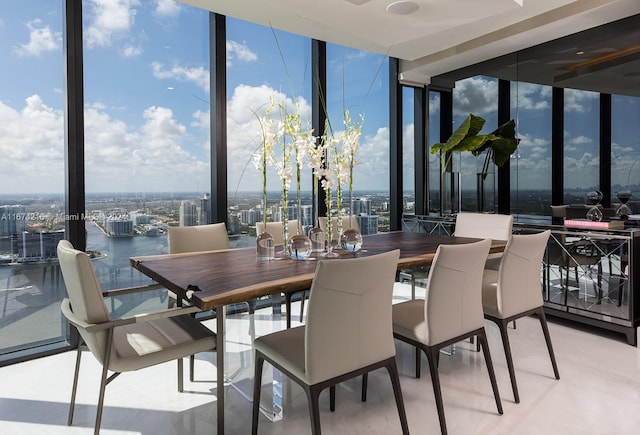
256;229;275;261
476;150;496;213
308;176;326;252
287;195;312;260
440;153;461;216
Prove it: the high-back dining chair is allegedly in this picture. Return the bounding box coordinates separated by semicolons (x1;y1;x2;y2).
168;222;230;254
168;222;230;379
454;212;513;270
251;250;409;435
256;219;305;326
256;219;300;246
318;216;361;243
57;240;216;435
481;230;560;404
392;239;502;435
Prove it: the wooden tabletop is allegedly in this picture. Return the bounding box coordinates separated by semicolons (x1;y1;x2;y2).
130;231;505;311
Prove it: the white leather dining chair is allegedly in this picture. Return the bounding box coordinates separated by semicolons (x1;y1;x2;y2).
481;230;560;403
168;222;229;380
318;216;361;243
454;212;513;270
251;249;409;435
168;222;230;254
256;219;300;246
57;240;217;435
392;238;502;435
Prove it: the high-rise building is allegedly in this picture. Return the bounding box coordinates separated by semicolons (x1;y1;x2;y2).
11;230;65;262
351;198;372;216
241;209;262;226
357;215;378;236
0;205;27;236
200;194;210;225
104;217;134;236
179;200;198;226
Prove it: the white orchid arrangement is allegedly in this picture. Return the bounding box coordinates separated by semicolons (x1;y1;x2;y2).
253;98;316;244
308;109;364;244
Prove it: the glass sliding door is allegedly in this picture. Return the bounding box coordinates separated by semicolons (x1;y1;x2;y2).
0;0;66;363
402;87;415;215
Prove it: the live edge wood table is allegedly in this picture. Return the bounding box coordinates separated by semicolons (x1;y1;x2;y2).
130;231;505;433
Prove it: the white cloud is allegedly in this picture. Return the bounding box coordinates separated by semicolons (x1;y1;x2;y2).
569;135;592;145
153;0;181;17
453;76;498;116
85;0;139;49
0;96;65;192
152;62;210;91
121;44;143;57
564;88;598;112
227;40;258;67
14;19;61;57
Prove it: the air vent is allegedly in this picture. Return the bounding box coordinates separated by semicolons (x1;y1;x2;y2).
345;0;371;5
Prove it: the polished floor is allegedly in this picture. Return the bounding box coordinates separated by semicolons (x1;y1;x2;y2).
1;286;640;435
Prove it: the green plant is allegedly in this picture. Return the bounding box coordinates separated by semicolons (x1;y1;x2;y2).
431;114;519;179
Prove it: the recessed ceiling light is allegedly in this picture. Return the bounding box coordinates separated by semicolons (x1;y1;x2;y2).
576;50;585;55
387;1;420;15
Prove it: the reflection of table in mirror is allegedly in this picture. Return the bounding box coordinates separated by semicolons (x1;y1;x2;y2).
130;231;506;434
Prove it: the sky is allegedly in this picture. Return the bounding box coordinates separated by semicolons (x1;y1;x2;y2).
0;0;639;197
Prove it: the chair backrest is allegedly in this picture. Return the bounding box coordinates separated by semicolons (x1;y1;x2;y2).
318;216;361;241
495;230;551;317
256;220;300;246
168;222;230;254
550;205;568;218
304;249;400;384
424;239;491;345
57;240;110;362
454;212;513;242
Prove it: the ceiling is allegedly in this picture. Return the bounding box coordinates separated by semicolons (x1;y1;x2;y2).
178;0;640;95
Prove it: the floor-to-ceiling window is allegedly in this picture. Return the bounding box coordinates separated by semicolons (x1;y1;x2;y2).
402;87;415;215
452;75;498;212
82;1;210;314
563;88;600;204
225;19;311;243
510;82;552;217
611;94;640;215
326;44;389;233
428;91;441;213
0;0;65;361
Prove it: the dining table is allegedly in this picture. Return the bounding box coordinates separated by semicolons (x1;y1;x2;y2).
129;231;506;434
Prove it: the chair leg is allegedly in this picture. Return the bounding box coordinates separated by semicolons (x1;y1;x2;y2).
476;329;503;415
68;340;84;426
251;355;265;435
361;373;368;402
94;329;114;435
299;291;306;322
537;308;560;380
386;359;410;435
330;385;336;411
496;319;519;403
415;346;421;378
285;293;293;329
306;385;323;435
189;355;195;382
424;346;448;435
178;357;184;392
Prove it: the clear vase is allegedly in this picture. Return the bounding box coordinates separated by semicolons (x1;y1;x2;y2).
340;228;363;253
309;222;326;253
476;150;495;213
440;153;461;216
256;231;275;261
287;233;312;260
